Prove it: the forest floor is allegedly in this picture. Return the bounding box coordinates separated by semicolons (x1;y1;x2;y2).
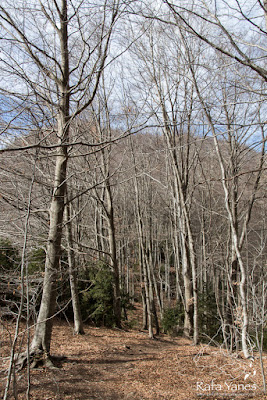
0;319;267;400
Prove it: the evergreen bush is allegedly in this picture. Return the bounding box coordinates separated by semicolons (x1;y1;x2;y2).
161;305;184;335
80;263;115;327
28;248;46;275
0;238;20;271
198;291;222;342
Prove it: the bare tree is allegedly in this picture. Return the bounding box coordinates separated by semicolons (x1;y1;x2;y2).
0;0;122;366
90;88;123;328
184;42;266;356
161;0;267;82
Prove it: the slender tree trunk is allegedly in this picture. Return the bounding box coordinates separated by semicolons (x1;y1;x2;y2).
65;194;84;335
152;267;163;318
147;250;160;335
106;181;122;328
143;257;154;338
141;287;148;330
130;139;154;338
162;108;198;342
264;0;267;30
176;195;193;338
203;109;249;357
185;54;252;356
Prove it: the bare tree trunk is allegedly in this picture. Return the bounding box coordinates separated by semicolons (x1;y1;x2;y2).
4;164;36;397
190;77;250;356
152;266;163;319
182;26;266;355
106;181;122;328
30;131;68;361
65;193;84;335
173;177;193;339
141;288;148;330
140;252;148;331
147;249;160;335
29;0;70;363
263;0;267;30
143;256;154;339
0;0;121;368
130;138;154;339
156;79;198;342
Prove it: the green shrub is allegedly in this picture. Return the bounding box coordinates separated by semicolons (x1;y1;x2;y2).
80;263;115;327
198;291;222;342
250;328;267;352
79;263;135;327
0;238;20;272
161;306;184;335
28;248;46;275
124;319;138;330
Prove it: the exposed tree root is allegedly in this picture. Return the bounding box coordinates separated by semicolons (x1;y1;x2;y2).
73;328;85;335
14;350;66;370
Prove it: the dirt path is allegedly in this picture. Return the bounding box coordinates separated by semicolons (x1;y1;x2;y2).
1;321;266;399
